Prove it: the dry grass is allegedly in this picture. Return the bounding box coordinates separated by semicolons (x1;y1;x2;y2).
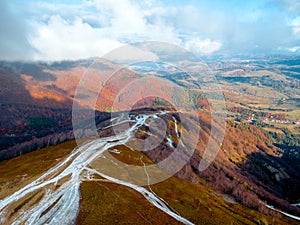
0;138;298;225
77;173;297;225
0;140;76;199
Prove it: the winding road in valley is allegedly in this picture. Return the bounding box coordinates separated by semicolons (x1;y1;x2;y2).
0;113;194;225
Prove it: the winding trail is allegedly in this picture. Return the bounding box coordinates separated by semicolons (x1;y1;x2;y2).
266;205;300;221
0;113;193;225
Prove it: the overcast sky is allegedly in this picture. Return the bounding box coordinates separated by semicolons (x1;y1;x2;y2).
1;0;300;61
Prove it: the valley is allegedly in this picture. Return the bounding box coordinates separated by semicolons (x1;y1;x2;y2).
2;0;300;224
0;110;298;224
0;54;300;224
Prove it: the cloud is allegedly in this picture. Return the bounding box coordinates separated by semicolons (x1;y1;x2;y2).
2;0;300;61
29;15;124;61
173;2;297;54
104;44;159;63
184;38;222;55
0;1;36;61
28;0;184;61
277;46;300;53
288;46;300;52
28;0;226;60
275;0;300;13
291;17;300;36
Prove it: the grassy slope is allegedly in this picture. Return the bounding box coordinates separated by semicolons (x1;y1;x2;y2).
0;140;298;224
78;175;294;225
0;140;76;199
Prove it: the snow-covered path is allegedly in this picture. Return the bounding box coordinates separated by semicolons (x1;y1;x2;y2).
266;205;300;221
0;113;193;225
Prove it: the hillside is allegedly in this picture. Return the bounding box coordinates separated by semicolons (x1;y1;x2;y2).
0;126;297;225
0;55;300;224
0;109;299;224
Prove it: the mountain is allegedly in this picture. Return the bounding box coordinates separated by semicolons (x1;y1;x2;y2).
0;54;300;224
0;110;299;224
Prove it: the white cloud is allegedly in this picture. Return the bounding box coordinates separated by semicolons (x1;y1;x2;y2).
277;45;300;53
104;44;159;63
275;0;300;13
291;17;300;35
0;0;36;60
29;15;123;61
2;0;300;61
288;46;300;52
184;38;222;55
28;0;183;61
90;0;147;30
